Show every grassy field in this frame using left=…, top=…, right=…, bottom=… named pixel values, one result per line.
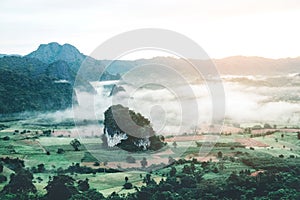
left=0, top=123, right=299, bottom=197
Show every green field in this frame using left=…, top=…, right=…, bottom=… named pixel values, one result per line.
left=0, top=123, right=299, bottom=197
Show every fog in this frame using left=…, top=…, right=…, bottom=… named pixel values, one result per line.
left=23, top=74, right=300, bottom=135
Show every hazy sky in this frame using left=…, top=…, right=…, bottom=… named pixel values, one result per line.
left=1, top=0, right=300, bottom=59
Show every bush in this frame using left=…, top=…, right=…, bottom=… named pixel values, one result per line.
left=57, top=148, right=65, bottom=154
left=2, top=136, right=10, bottom=141
left=123, top=182, right=133, bottom=189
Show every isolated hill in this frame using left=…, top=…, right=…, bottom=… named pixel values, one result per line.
left=103, top=104, right=165, bottom=151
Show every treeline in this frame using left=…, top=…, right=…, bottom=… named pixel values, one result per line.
left=0, top=156, right=299, bottom=199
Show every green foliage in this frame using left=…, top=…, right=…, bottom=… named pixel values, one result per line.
left=123, top=182, right=133, bottom=189
left=169, top=167, right=177, bottom=177
left=2, top=169, right=36, bottom=194
left=217, top=151, right=223, bottom=158
left=45, top=175, right=78, bottom=200
left=70, top=139, right=81, bottom=151
left=140, top=157, right=148, bottom=168
left=0, top=60, right=73, bottom=114
left=78, top=178, right=90, bottom=192
left=70, top=189, right=105, bottom=200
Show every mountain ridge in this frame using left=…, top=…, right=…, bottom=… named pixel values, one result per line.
left=1, top=42, right=299, bottom=114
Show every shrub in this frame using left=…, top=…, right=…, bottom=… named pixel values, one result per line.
left=57, top=148, right=65, bottom=154
left=123, top=182, right=133, bottom=189
left=2, top=136, right=10, bottom=141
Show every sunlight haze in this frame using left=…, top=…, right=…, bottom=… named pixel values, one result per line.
left=1, top=0, right=300, bottom=59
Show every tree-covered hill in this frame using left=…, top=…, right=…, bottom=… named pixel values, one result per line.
left=0, top=67, right=73, bottom=114
left=0, top=43, right=120, bottom=114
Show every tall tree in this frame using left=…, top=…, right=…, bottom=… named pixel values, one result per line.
left=70, top=139, right=81, bottom=151
left=140, top=157, right=148, bottom=168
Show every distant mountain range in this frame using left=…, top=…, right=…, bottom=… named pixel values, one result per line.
left=0, top=42, right=299, bottom=114
left=103, top=56, right=300, bottom=76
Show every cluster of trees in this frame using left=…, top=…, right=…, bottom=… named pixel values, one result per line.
left=0, top=156, right=299, bottom=199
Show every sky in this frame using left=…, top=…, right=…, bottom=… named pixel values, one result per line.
left=1, top=0, right=300, bottom=59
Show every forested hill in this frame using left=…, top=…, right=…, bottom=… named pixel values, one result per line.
left=0, top=43, right=118, bottom=114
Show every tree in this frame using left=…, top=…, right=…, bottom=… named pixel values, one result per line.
left=57, top=148, right=65, bottom=154
left=70, top=189, right=105, bottom=200
left=297, top=132, right=300, bottom=140
left=217, top=151, right=223, bottom=158
left=123, top=176, right=133, bottom=189
left=182, top=165, right=192, bottom=174
left=3, top=136, right=10, bottom=141
left=140, top=157, right=148, bottom=168
left=143, top=174, right=155, bottom=185
left=172, top=141, right=177, bottom=148
left=45, top=175, right=78, bottom=200
left=2, top=169, right=36, bottom=194
left=43, top=130, right=52, bottom=137
left=37, top=163, right=45, bottom=173
left=70, top=139, right=81, bottom=151
left=169, top=167, right=177, bottom=177
left=78, top=178, right=89, bottom=192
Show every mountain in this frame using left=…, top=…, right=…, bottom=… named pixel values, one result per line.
left=213, top=56, right=300, bottom=75
left=1, top=42, right=299, bottom=115
left=26, top=42, right=120, bottom=81
left=0, top=42, right=124, bottom=114
left=26, top=42, right=85, bottom=64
